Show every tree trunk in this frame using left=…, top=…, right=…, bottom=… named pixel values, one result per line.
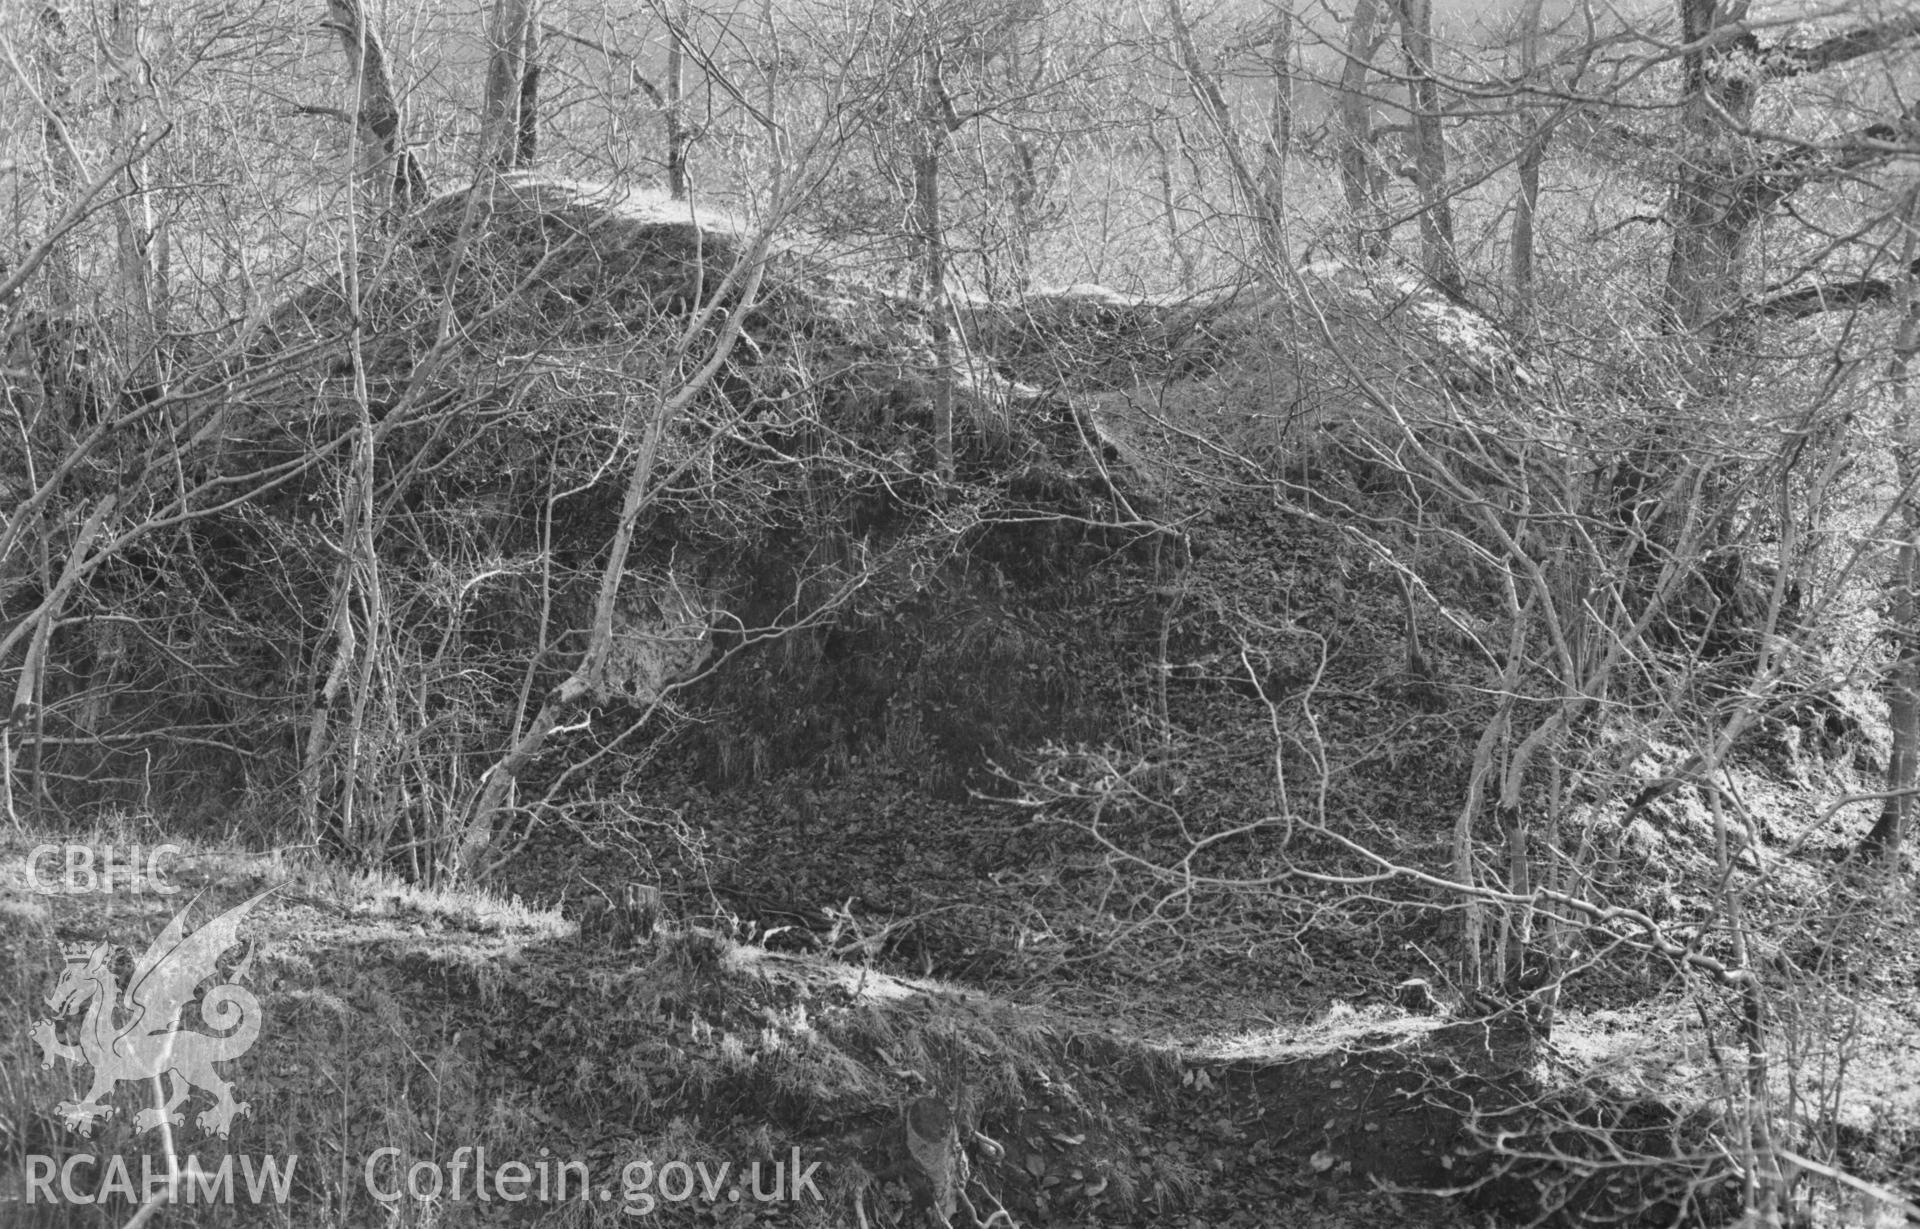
left=335, top=330, right=387, bottom=855
left=1509, top=0, right=1547, bottom=335
left=481, top=0, right=540, bottom=171
left=664, top=2, right=691, bottom=198
left=1651, top=7, right=1920, bottom=338
left=1394, top=0, right=1461, bottom=295
left=105, top=0, right=160, bottom=378
left=515, top=18, right=541, bottom=169
left=325, top=0, right=427, bottom=212
left=1863, top=538, right=1919, bottom=858
left=1004, top=23, right=1045, bottom=294
left=32, top=2, right=80, bottom=314
left=1165, top=0, right=1285, bottom=266
left=1, top=497, right=113, bottom=824
left=1149, top=130, right=1196, bottom=290
left=1262, top=1, right=1293, bottom=250
left=1337, top=0, right=1387, bottom=260
left=915, top=144, right=955, bottom=481
left=1860, top=194, right=1920, bottom=860
left=1663, top=0, right=1758, bottom=348
left=911, top=40, right=958, bottom=482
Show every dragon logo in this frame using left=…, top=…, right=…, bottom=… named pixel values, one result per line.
left=29, top=889, right=271, bottom=1139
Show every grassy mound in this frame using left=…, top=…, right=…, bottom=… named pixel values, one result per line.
left=10, top=178, right=1918, bottom=1228
left=17, top=176, right=1163, bottom=849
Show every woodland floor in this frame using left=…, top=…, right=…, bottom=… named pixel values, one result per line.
left=5, top=740, right=1920, bottom=1227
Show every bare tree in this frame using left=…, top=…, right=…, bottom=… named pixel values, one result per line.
left=1626, top=2, right=1920, bottom=857
left=907, top=13, right=963, bottom=480
left=27, top=1, right=81, bottom=313
left=1261, top=0, right=1293, bottom=245
left=1392, top=0, right=1460, bottom=295
left=1662, top=0, right=1757, bottom=348
left=1858, top=191, right=1920, bottom=858
left=1335, top=0, right=1388, bottom=260
left=1165, top=0, right=1286, bottom=266
left=103, top=0, right=163, bottom=371
left=481, top=0, right=541, bottom=171
left=540, top=12, right=696, bottom=197
left=662, top=1, right=692, bottom=198
left=1507, top=0, right=1548, bottom=334
left=1662, top=2, right=1920, bottom=345
left=324, top=0, right=428, bottom=213
left=830, top=0, right=1069, bottom=475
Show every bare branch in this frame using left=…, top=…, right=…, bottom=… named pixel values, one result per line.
left=1756, top=12, right=1920, bottom=79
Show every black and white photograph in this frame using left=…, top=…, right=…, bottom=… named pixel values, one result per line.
left=3, top=0, right=1919, bottom=1223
